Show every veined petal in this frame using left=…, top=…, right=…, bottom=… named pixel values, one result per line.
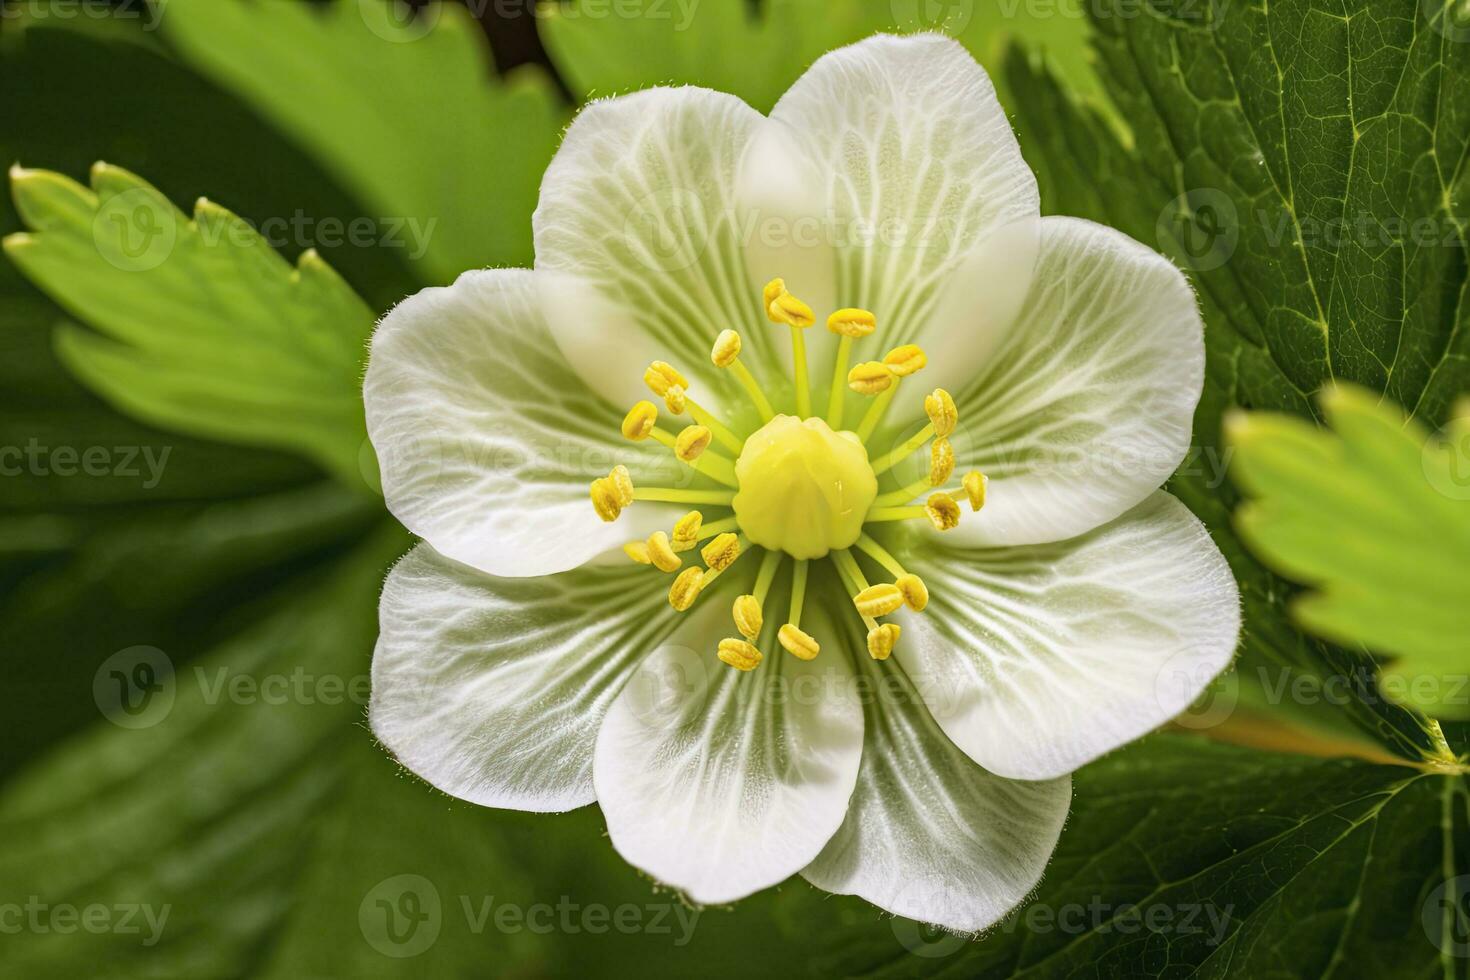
left=593, top=604, right=863, bottom=904
left=756, top=33, right=1041, bottom=406
left=802, top=608, right=1069, bottom=934
left=895, top=492, right=1240, bottom=781
left=371, top=543, right=684, bottom=812
left=364, top=268, right=679, bottom=578
left=925, top=217, right=1204, bottom=547
left=534, top=87, right=783, bottom=415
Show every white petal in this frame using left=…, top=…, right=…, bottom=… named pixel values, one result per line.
left=917, top=217, right=1204, bottom=547
left=896, top=492, right=1240, bottom=780
left=364, top=268, right=679, bottom=578
left=802, top=610, right=1070, bottom=934
left=758, top=33, right=1041, bottom=407
left=533, top=87, right=783, bottom=415
left=593, top=611, right=864, bottom=904
left=370, top=543, right=687, bottom=812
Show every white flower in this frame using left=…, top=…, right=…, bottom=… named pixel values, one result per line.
left=363, top=33, right=1240, bottom=932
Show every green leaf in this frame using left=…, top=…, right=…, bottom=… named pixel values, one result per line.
left=1000, top=0, right=1470, bottom=759
left=820, top=734, right=1470, bottom=979
left=540, top=0, right=1104, bottom=113
left=4, top=163, right=376, bottom=488
left=1228, top=385, right=1470, bottom=719
left=153, top=0, right=566, bottom=281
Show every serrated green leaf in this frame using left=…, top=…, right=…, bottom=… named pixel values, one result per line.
left=4, top=164, right=376, bottom=488
left=153, top=0, right=566, bottom=281
left=1228, top=385, right=1470, bottom=719
left=539, top=0, right=1103, bottom=113
left=1001, top=0, right=1470, bottom=759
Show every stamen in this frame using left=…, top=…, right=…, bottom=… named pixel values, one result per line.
left=854, top=532, right=906, bottom=578
left=668, top=567, right=704, bottom=611
left=674, top=424, right=713, bottom=461
left=847, top=361, right=894, bottom=397
left=778, top=624, right=820, bottom=660
left=664, top=385, right=688, bottom=415
left=608, top=465, right=634, bottom=506
left=961, top=471, right=988, bottom=511
left=711, top=329, right=775, bottom=422
left=696, top=515, right=740, bottom=540
left=648, top=426, right=739, bottom=486
left=589, top=465, right=635, bottom=522
left=684, top=399, right=745, bottom=454
left=857, top=346, right=927, bottom=443
left=633, top=487, right=736, bottom=505
left=853, top=583, right=905, bottom=617
left=788, top=558, right=809, bottom=629
left=833, top=550, right=894, bottom=660
left=867, top=623, right=901, bottom=660
left=623, top=541, right=651, bottom=564
left=642, top=360, right=742, bottom=453
left=701, top=532, right=741, bottom=571
left=621, top=401, right=659, bottom=441
left=643, top=361, right=688, bottom=397
left=826, top=309, right=876, bottom=428
left=717, top=637, right=763, bottom=671
left=671, top=511, right=703, bottom=552
left=698, top=535, right=751, bottom=588
left=896, top=574, right=929, bottom=612
left=764, top=278, right=815, bottom=417
left=732, top=595, right=763, bottom=640
left=924, top=388, right=957, bottom=437
left=873, top=473, right=933, bottom=507
left=865, top=491, right=962, bottom=530
left=930, top=437, right=955, bottom=485
left=645, top=531, right=682, bottom=573
left=869, top=423, right=934, bottom=476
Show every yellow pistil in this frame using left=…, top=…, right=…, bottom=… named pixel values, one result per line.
left=717, top=637, right=763, bottom=671
left=623, top=541, right=651, bottom=564
left=672, top=511, right=703, bottom=552
left=848, top=361, right=893, bottom=396
left=643, top=360, right=688, bottom=397
left=930, top=437, right=955, bottom=485
left=621, top=401, right=659, bottom=441
left=867, top=623, right=901, bottom=660
left=854, top=583, right=905, bottom=617
left=732, top=594, right=763, bottom=639
left=711, top=329, right=775, bottom=422
left=701, top=532, right=741, bottom=571
left=668, top=567, right=704, bottom=611
left=645, top=531, right=682, bottom=573
left=778, top=624, right=820, bottom=660
left=764, top=278, right=814, bottom=417
left=674, top=424, right=713, bottom=461
left=962, top=471, right=988, bottom=511
left=925, top=388, right=957, bottom=437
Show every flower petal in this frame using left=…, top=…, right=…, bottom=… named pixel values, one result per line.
left=755, top=33, right=1041, bottom=405
left=916, top=217, right=1204, bottom=547
left=802, top=609, right=1070, bottom=934
left=534, top=87, right=783, bottom=414
left=895, top=492, right=1240, bottom=781
left=370, top=542, right=689, bottom=812
left=365, top=268, right=680, bottom=578
left=593, top=606, right=864, bottom=904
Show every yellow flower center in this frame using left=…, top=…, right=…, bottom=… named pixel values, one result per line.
left=732, top=415, right=876, bottom=560
left=588, top=277, right=990, bottom=671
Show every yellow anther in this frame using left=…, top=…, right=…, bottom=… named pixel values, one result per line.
left=701, top=532, right=740, bottom=571
left=608, top=464, right=634, bottom=506
left=672, top=510, right=703, bottom=552
left=669, top=567, right=704, bottom=611
left=624, top=541, right=651, bottom=564
left=664, top=385, right=688, bottom=415
left=674, top=424, right=712, bottom=462
left=925, top=493, right=961, bottom=531
left=962, top=471, right=988, bottom=511
left=644, top=360, right=689, bottom=397
left=590, top=478, right=623, bottom=522
left=847, top=361, right=894, bottom=396
left=711, top=329, right=742, bottom=368
left=717, top=638, right=763, bottom=671
left=925, top=388, right=957, bottom=437
left=763, top=278, right=815, bottom=328
left=883, top=344, right=927, bottom=377
left=645, top=531, right=682, bottom=573
left=732, top=595, right=763, bottom=639
left=622, top=401, right=659, bottom=441
left=896, top=573, right=929, bottom=612
left=854, top=582, right=905, bottom=617
left=827, top=308, right=877, bottom=338
left=778, top=624, right=820, bottom=660
left=867, top=623, right=901, bottom=660
left=930, top=437, right=955, bottom=485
